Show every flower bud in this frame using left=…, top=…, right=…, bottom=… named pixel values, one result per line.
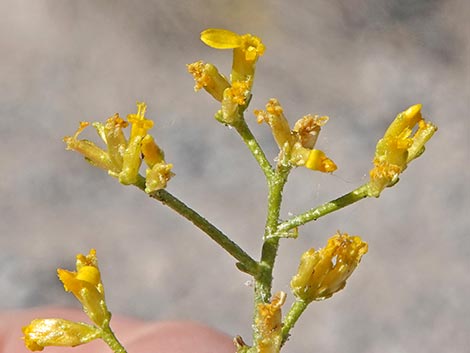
left=23, top=319, right=100, bottom=351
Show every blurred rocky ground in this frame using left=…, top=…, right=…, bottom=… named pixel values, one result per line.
left=1, top=1, right=469, bottom=352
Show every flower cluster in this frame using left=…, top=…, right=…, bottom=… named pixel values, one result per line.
left=188, top=28, right=265, bottom=124
left=367, top=104, right=437, bottom=196
left=23, top=250, right=110, bottom=351
left=290, top=232, right=368, bottom=303
left=63, top=102, right=173, bottom=193
left=255, top=98, right=337, bottom=172
left=25, top=25, right=437, bottom=353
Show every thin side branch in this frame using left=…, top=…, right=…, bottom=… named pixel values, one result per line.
left=276, top=183, right=370, bottom=235
left=148, top=188, right=260, bottom=276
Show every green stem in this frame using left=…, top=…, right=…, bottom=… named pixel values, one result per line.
left=256, top=165, right=291, bottom=300
left=281, top=300, right=308, bottom=346
left=147, top=188, right=259, bottom=276
left=252, top=165, right=291, bottom=351
left=101, top=325, right=127, bottom=353
left=276, top=183, right=370, bottom=235
left=233, top=117, right=274, bottom=180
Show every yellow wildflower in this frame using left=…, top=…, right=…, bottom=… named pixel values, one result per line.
left=293, top=114, right=329, bottom=149
left=64, top=103, right=173, bottom=191
left=22, top=319, right=101, bottom=351
left=57, top=249, right=110, bottom=327
left=291, top=233, right=368, bottom=303
left=255, top=98, right=294, bottom=149
left=63, top=122, right=117, bottom=173
left=200, top=28, right=265, bottom=86
left=118, top=102, right=153, bottom=185
left=145, top=162, right=174, bottom=193
left=215, top=80, right=252, bottom=124
left=187, top=60, right=230, bottom=102
left=255, top=99, right=337, bottom=172
left=368, top=104, right=437, bottom=196
left=102, top=114, right=129, bottom=169
left=224, top=80, right=251, bottom=106
left=254, top=292, right=286, bottom=353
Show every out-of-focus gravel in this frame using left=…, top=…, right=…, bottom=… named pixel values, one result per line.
left=1, top=1, right=469, bottom=352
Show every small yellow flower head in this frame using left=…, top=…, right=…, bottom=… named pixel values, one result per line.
left=200, top=28, right=265, bottom=86
left=215, top=80, right=252, bottom=125
left=293, top=114, right=329, bottom=149
left=225, top=80, right=251, bottom=106
left=368, top=104, right=437, bottom=197
left=63, top=122, right=116, bottom=173
left=255, top=98, right=294, bottom=149
left=118, top=102, right=157, bottom=185
left=140, top=135, right=174, bottom=192
left=103, top=114, right=128, bottom=169
left=127, top=101, right=154, bottom=139
left=22, top=319, right=101, bottom=351
left=57, top=249, right=110, bottom=327
left=64, top=102, right=173, bottom=190
left=291, top=233, right=368, bottom=303
left=254, top=292, right=286, bottom=353
left=256, top=99, right=337, bottom=172
left=187, top=60, right=230, bottom=102
left=145, top=162, right=174, bottom=193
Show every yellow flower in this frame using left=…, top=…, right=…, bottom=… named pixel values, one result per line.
left=200, top=28, right=265, bottom=86
left=63, top=121, right=117, bottom=173
left=255, top=98, right=294, bottom=149
left=57, top=249, right=110, bottom=327
left=291, top=232, right=368, bottom=303
left=127, top=102, right=154, bottom=140
left=187, top=60, right=230, bottom=102
left=215, top=80, right=252, bottom=124
left=102, top=114, right=129, bottom=170
left=368, top=104, right=437, bottom=197
left=23, top=319, right=101, bottom=351
left=255, top=99, right=337, bottom=172
left=254, top=292, right=286, bottom=353
left=145, top=162, right=174, bottom=193
left=118, top=102, right=153, bottom=185
left=64, top=103, right=173, bottom=191
left=293, top=114, right=329, bottom=149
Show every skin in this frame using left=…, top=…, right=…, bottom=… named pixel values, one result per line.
left=0, top=307, right=235, bottom=353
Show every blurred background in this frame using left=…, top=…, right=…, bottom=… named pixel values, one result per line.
left=1, top=0, right=469, bottom=352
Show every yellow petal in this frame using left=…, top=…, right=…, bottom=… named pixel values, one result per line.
left=76, top=265, right=101, bottom=286
left=200, top=28, right=242, bottom=49
left=305, top=149, right=337, bottom=172
left=141, top=135, right=165, bottom=168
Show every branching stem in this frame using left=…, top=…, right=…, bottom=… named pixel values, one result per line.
left=135, top=181, right=259, bottom=276
left=276, top=183, right=370, bottom=234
